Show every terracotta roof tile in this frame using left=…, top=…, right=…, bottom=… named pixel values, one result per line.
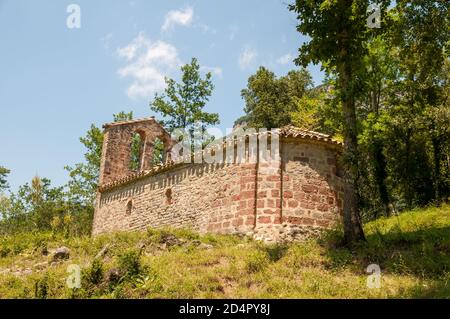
left=98, top=125, right=342, bottom=192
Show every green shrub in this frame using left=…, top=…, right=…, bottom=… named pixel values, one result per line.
left=118, top=249, right=141, bottom=277
left=34, top=274, right=50, bottom=299
left=262, top=244, right=288, bottom=262
left=83, top=259, right=104, bottom=286
left=245, top=251, right=268, bottom=273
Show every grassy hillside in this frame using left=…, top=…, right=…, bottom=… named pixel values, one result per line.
left=0, top=205, right=449, bottom=299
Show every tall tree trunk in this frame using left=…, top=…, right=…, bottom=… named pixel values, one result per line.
left=432, top=136, right=441, bottom=205
left=338, top=42, right=365, bottom=244
left=404, top=130, right=413, bottom=209
left=371, top=90, right=393, bottom=216
left=373, top=141, right=393, bottom=216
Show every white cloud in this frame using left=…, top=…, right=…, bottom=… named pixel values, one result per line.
left=161, top=7, right=194, bottom=32
left=198, top=23, right=217, bottom=34
left=276, top=53, right=294, bottom=65
left=100, top=32, right=113, bottom=50
left=200, top=66, right=223, bottom=78
left=228, top=25, right=239, bottom=40
left=238, top=46, right=257, bottom=70
left=117, top=32, right=181, bottom=99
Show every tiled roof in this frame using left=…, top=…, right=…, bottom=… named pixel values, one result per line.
left=98, top=125, right=342, bottom=192
left=103, top=117, right=156, bottom=129
left=280, top=125, right=342, bottom=146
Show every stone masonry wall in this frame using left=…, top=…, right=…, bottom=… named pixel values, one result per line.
left=93, top=137, right=343, bottom=243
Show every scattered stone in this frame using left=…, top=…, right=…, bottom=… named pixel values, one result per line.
left=52, top=246, right=70, bottom=261
left=95, top=244, right=110, bottom=260
left=33, top=262, right=48, bottom=270
left=0, top=269, right=10, bottom=275
left=191, top=240, right=201, bottom=246
left=22, top=268, right=32, bottom=275
left=198, top=243, right=214, bottom=250
left=159, top=233, right=181, bottom=247
left=137, top=242, right=146, bottom=253
left=106, top=268, right=122, bottom=284
left=41, top=246, right=49, bottom=256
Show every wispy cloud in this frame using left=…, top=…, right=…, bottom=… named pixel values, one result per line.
left=276, top=53, right=294, bottom=65
left=200, top=66, right=223, bottom=78
left=100, top=32, right=113, bottom=50
left=161, top=6, right=194, bottom=32
left=238, top=46, right=257, bottom=70
left=198, top=23, right=217, bottom=35
left=117, top=32, right=181, bottom=99
left=228, top=25, right=239, bottom=40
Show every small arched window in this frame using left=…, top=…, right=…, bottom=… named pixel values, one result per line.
left=165, top=188, right=172, bottom=205
left=152, top=137, right=165, bottom=166
left=130, top=131, right=145, bottom=171
left=126, top=200, right=133, bottom=215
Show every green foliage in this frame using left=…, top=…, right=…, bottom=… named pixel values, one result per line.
left=65, top=111, right=134, bottom=205
left=289, top=0, right=387, bottom=242
left=34, top=274, right=50, bottom=299
left=83, top=259, right=104, bottom=286
left=286, top=0, right=450, bottom=225
left=150, top=57, right=219, bottom=150
left=245, top=250, right=269, bottom=273
left=118, top=249, right=142, bottom=278
left=240, top=67, right=313, bottom=129
left=0, top=166, right=10, bottom=192
left=0, top=176, right=93, bottom=236
left=1, top=206, right=450, bottom=298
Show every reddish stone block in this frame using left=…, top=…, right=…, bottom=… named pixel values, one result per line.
left=315, top=220, right=330, bottom=228
left=232, top=218, right=244, bottom=226
left=245, top=216, right=255, bottom=225
left=258, top=216, right=271, bottom=224
left=287, top=216, right=302, bottom=225
left=266, top=175, right=280, bottom=182
left=288, top=200, right=298, bottom=208
left=294, top=193, right=306, bottom=201
left=273, top=216, right=282, bottom=224
left=275, top=199, right=281, bottom=208
left=241, top=176, right=255, bottom=184
left=271, top=189, right=280, bottom=197
left=240, top=191, right=255, bottom=200
left=263, top=209, right=279, bottom=215
left=302, top=184, right=318, bottom=193
left=258, top=191, right=267, bottom=198
left=283, top=190, right=293, bottom=198
left=300, top=201, right=315, bottom=210
left=257, top=199, right=265, bottom=208
left=301, top=218, right=314, bottom=226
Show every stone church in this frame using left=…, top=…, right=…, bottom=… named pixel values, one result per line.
left=92, top=117, right=344, bottom=242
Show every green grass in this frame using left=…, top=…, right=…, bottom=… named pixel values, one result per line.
left=0, top=204, right=449, bottom=298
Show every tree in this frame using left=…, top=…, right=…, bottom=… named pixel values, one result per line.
left=240, top=67, right=313, bottom=129
left=357, top=36, right=399, bottom=218
left=150, top=58, right=219, bottom=147
left=65, top=112, right=134, bottom=205
left=288, top=0, right=388, bottom=243
left=390, top=0, right=449, bottom=204
left=0, top=166, right=10, bottom=192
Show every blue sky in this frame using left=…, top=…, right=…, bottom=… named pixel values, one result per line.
left=0, top=0, right=324, bottom=191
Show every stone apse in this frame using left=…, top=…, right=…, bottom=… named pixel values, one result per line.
left=93, top=117, right=344, bottom=242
